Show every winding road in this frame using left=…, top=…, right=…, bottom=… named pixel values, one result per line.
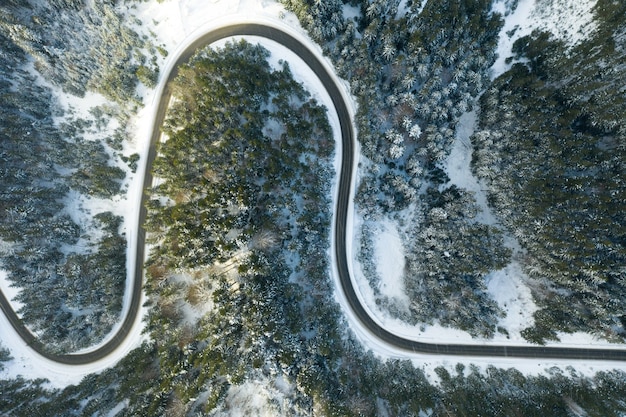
left=1, top=23, right=626, bottom=367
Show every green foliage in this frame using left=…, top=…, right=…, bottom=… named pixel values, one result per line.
left=156, top=45, right=168, bottom=57
left=282, top=0, right=510, bottom=337
left=472, top=1, right=626, bottom=342
left=399, top=186, right=510, bottom=337
left=0, top=1, right=153, bottom=107
left=147, top=40, right=331, bottom=270
left=2, top=2, right=626, bottom=416
left=0, top=377, right=59, bottom=416
left=0, top=25, right=127, bottom=351
left=68, top=139, right=126, bottom=198
left=143, top=40, right=336, bottom=414
left=0, top=344, right=11, bottom=372
left=14, top=212, right=126, bottom=352
left=121, top=152, right=140, bottom=172
left=434, top=366, right=626, bottom=417
left=136, top=64, right=159, bottom=88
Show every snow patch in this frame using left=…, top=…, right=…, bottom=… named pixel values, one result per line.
left=2, top=0, right=623, bottom=391
left=373, top=219, right=409, bottom=305
left=0, top=269, right=24, bottom=313
left=405, top=0, right=428, bottom=19
left=342, top=4, right=360, bottom=22
left=532, top=0, right=598, bottom=47
left=211, top=376, right=299, bottom=417
left=221, top=382, right=276, bottom=416
left=443, top=110, right=497, bottom=225
left=343, top=105, right=625, bottom=379
left=342, top=210, right=626, bottom=378
left=442, top=110, right=544, bottom=342
left=419, top=0, right=430, bottom=15
left=396, top=0, right=410, bottom=19
left=490, top=0, right=598, bottom=79
left=55, top=90, right=112, bottom=125
left=486, top=261, right=537, bottom=340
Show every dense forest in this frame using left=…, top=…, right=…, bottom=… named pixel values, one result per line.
left=140, top=40, right=340, bottom=415
left=4, top=36, right=626, bottom=417
left=6, top=337, right=626, bottom=416
left=0, top=0, right=155, bottom=352
left=1, top=0, right=626, bottom=416
left=471, top=1, right=626, bottom=343
left=282, top=0, right=626, bottom=342
left=282, top=0, right=515, bottom=337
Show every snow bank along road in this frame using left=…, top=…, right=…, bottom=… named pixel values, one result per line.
left=1, top=23, right=626, bottom=367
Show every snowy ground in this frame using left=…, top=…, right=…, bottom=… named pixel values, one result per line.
left=443, top=111, right=538, bottom=341
left=1, top=0, right=623, bottom=391
left=0, top=38, right=152, bottom=385
left=373, top=219, right=409, bottom=304
left=490, top=0, right=598, bottom=78
left=210, top=375, right=302, bottom=417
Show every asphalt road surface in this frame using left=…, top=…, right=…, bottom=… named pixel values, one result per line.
left=1, top=23, right=625, bottom=366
